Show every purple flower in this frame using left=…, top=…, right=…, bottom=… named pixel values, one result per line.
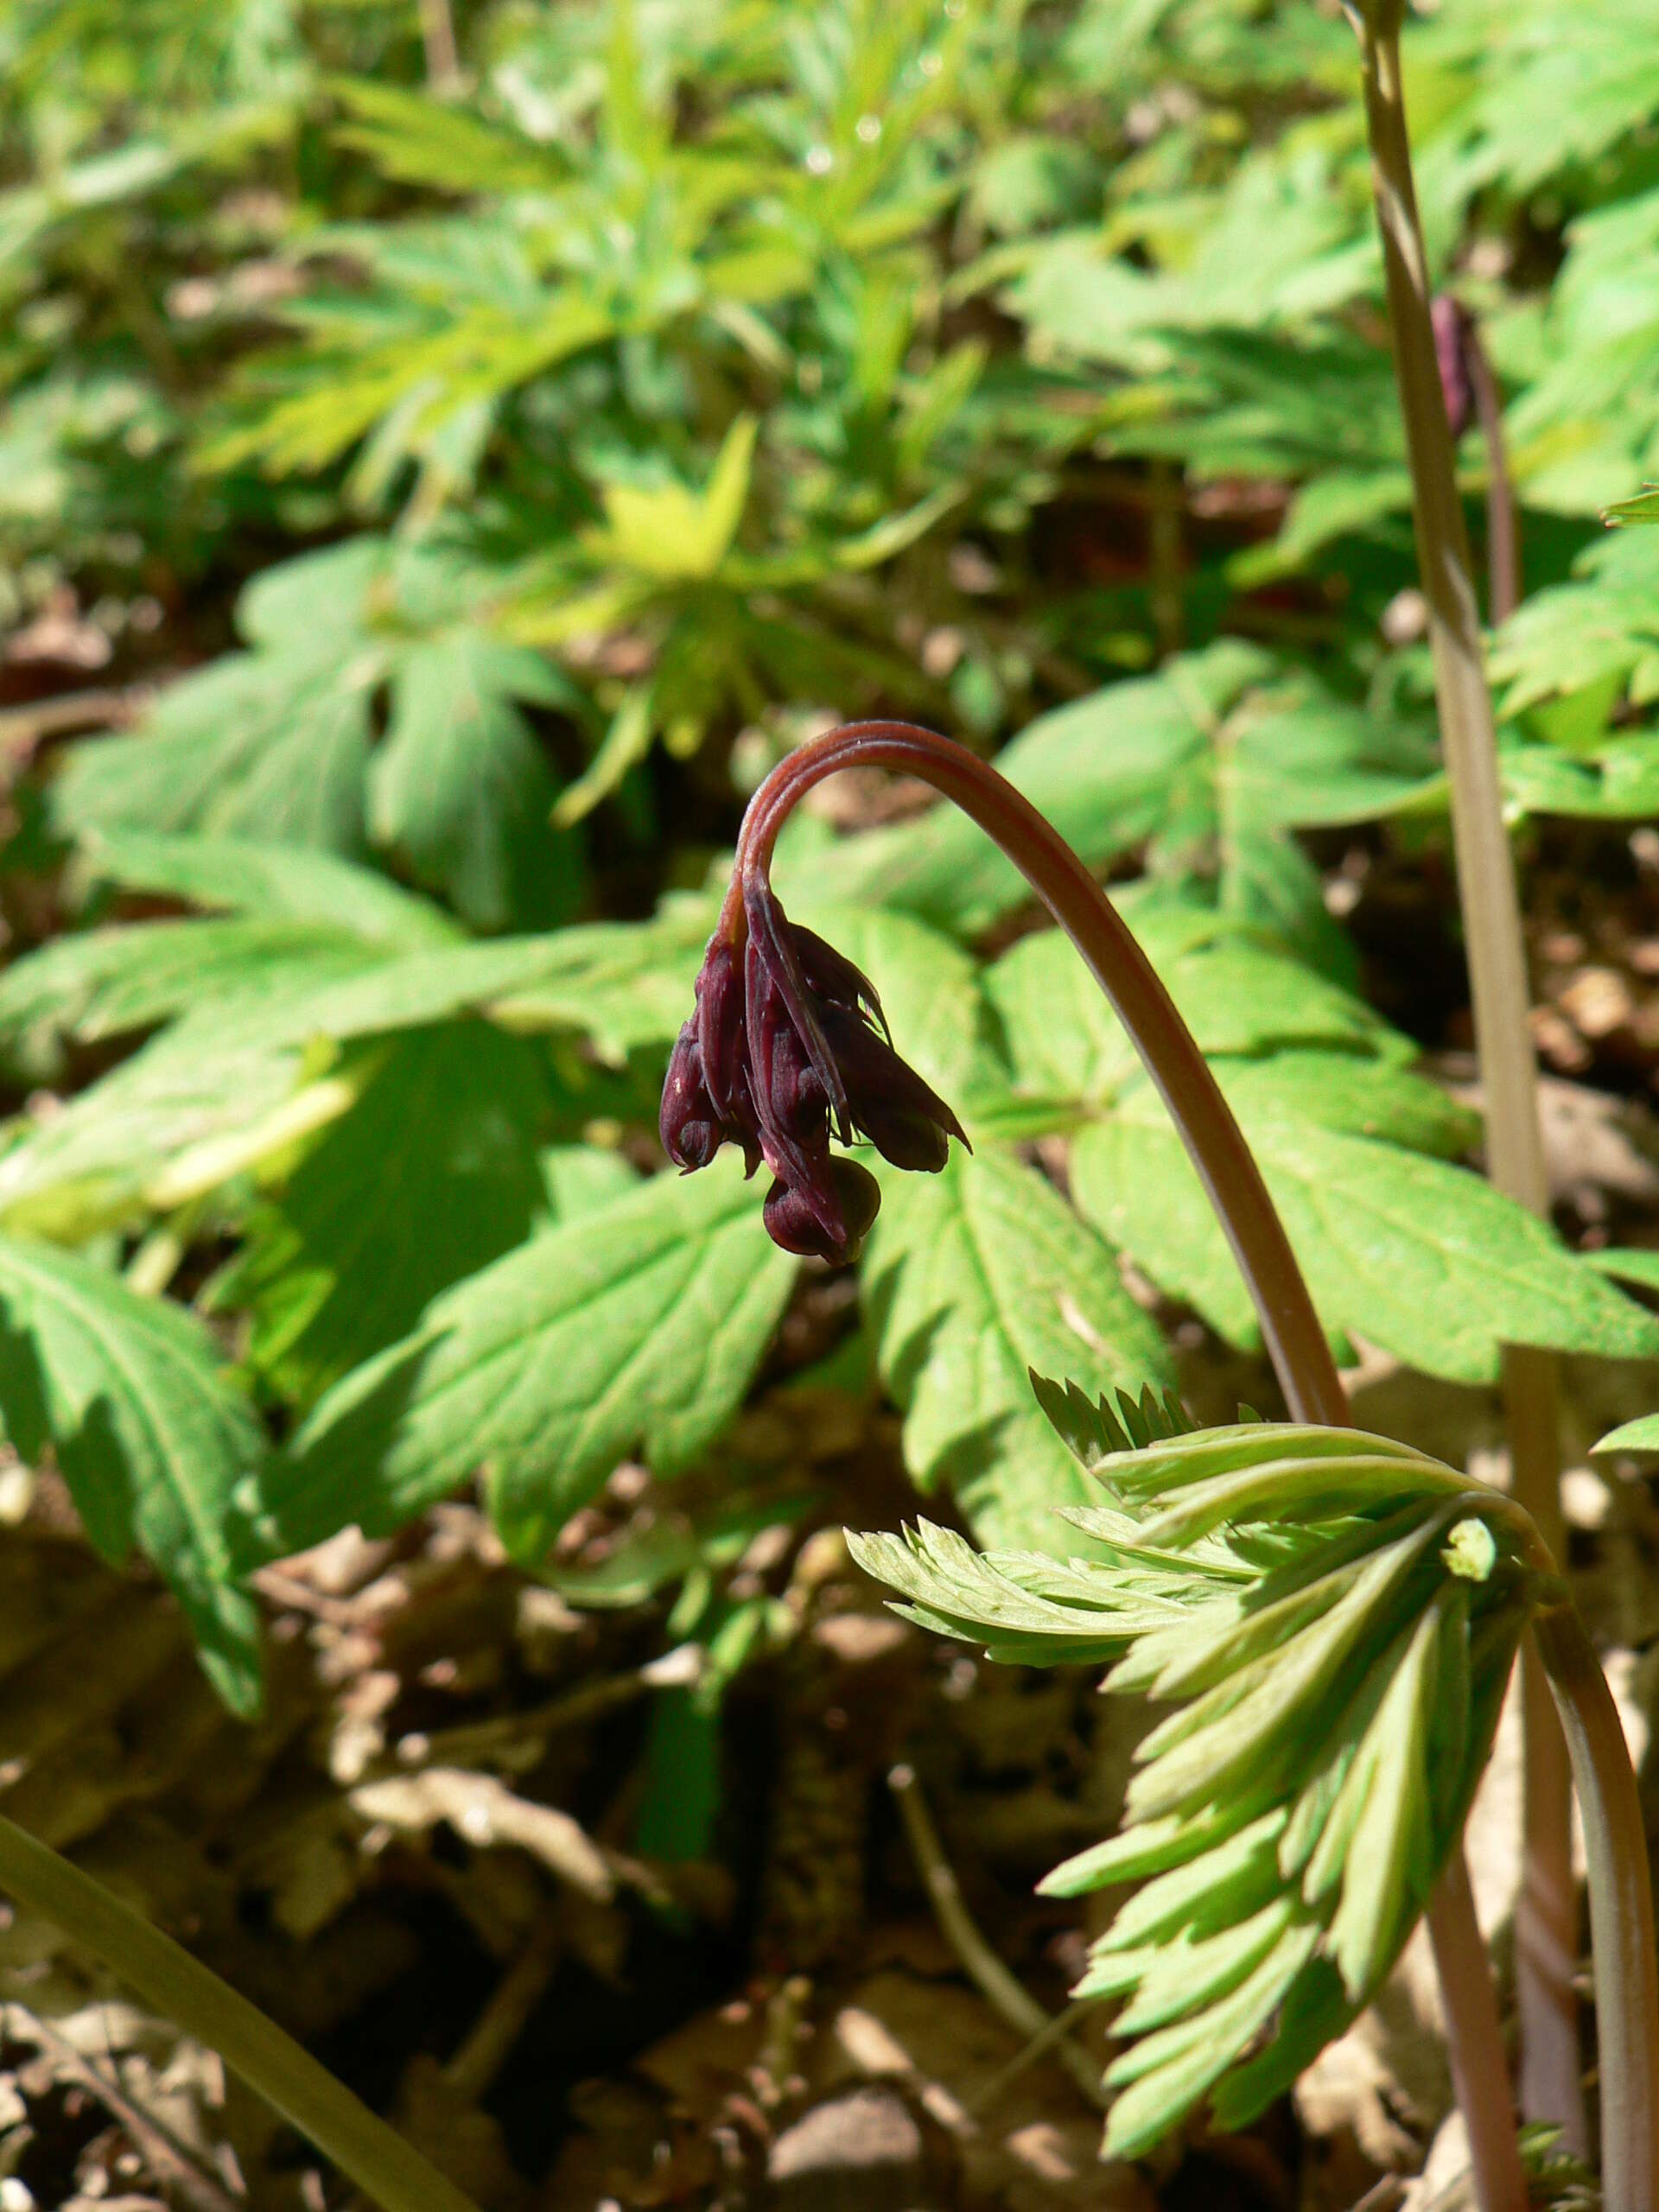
left=660, top=883, right=966, bottom=1262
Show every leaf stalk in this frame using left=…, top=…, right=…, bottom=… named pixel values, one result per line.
left=0, top=1812, right=485, bottom=2212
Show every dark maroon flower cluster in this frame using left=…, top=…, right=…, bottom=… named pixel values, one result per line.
left=660, top=884, right=966, bottom=1262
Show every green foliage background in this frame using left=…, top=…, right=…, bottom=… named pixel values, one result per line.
left=5, top=0, right=1659, bottom=1719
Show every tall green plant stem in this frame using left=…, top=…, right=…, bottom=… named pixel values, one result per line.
left=0, top=1812, right=485, bottom=2212
left=1354, top=0, right=1580, bottom=2148
left=737, top=721, right=1527, bottom=2212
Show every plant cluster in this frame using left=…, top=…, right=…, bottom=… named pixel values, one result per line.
left=9, top=0, right=1659, bottom=2201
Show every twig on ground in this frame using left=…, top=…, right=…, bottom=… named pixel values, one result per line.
left=887, top=1762, right=1107, bottom=2113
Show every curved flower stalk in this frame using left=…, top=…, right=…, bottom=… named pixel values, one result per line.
left=661, top=719, right=1345, bottom=1426
left=664, top=721, right=1659, bottom=2211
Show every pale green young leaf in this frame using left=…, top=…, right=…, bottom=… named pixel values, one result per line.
left=1103, top=1922, right=1322, bottom=2159
left=1109, top=1897, right=1300, bottom=2036
left=1323, top=1600, right=1442, bottom=1998
left=0, top=1231, right=262, bottom=1713
left=845, top=1520, right=1191, bottom=1666
left=860, top=1147, right=1170, bottom=1550
left=1122, top=1514, right=1450, bottom=1825
left=326, top=76, right=567, bottom=194
left=247, top=1152, right=797, bottom=1565
left=591, top=415, right=758, bottom=581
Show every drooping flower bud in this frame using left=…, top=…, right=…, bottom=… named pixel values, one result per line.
left=659, top=879, right=966, bottom=1263
left=659, top=1020, right=723, bottom=1170
left=763, top=1157, right=883, bottom=1262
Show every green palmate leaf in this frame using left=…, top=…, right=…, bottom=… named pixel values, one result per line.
left=859, top=1147, right=1170, bottom=1550
left=0, top=918, right=389, bottom=1054
left=79, top=830, right=461, bottom=948
left=0, top=1232, right=262, bottom=1712
left=1490, top=525, right=1659, bottom=715
left=50, top=538, right=587, bottom=927
left=0, top=898, right=714, bottom=1235
left=987, top=909, right=1402, bottom=1107
left=245, top=1150, right=798, bottom=1565
left=0, top=1020, right=319, bottom=1242
left=370, top=632, right=578, bottom=930
left=207, top=1024, right=550, bottom=1405
left=1071, top=1092, right=1659, bottom=1379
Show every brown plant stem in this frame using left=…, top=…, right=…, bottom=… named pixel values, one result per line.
left=735, top=719, right=1527, bottom=2212
left=1355, top=0, right=1581, bottom=2151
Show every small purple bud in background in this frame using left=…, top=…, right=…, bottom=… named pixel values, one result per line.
left=1432, top=294, right=1473, bottom=441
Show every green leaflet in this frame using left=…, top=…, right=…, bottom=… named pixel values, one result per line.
left=79, top=830, right=462, bottom=947
left=1103, top=1922, right=1323, bottom=2158
left=0, top=900, right=714, bottom=1235
left=1491, top=527, right=1659, bottom=716
left=0, top=1231, right=262, bottom=1713
left=0, top=917, right=388, bottom=1053
left=54, top=639, right=376, bottom=855
left=0, top=1018, right=317, bottom=1242
left=245, top=1150, right=798, bottom=1565
left=206, top=1025, right=550, bottom=1405
left=369, top=632, right=575, bottom=929
left=860, top=1146, right=1170, bottom=1551
left=1073, top=1103, right=1659, bottom=1380
left=1593, top=1412, right=1659, bottom=1456
left=987, top=912, right=1397, bottom=1106
left=844, top=1521, right=1193, bottom=1668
